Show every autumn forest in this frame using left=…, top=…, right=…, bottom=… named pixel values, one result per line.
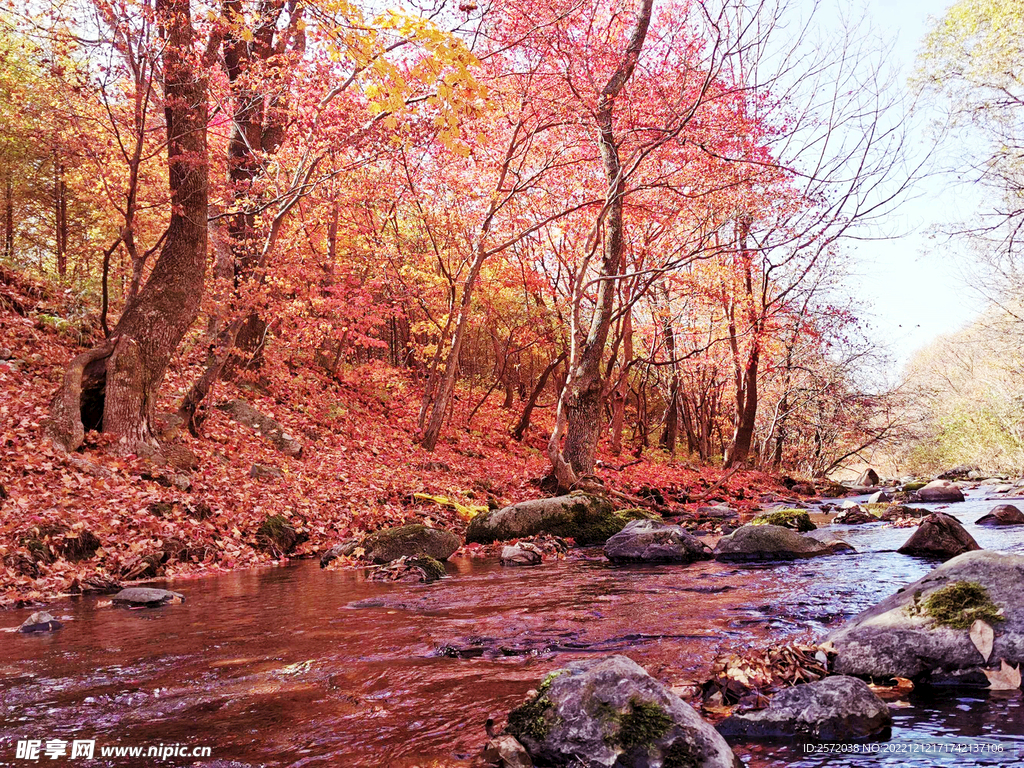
left=3, top=0, right=1024, bottom=765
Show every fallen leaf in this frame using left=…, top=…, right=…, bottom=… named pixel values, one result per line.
left=984, top=659, right=1022, bottom=691
left=971, top=619, right=995, bottom=662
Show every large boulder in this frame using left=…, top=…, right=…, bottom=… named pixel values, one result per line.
left=827, top=550, right=1024, bottom=680
left=897, top=512, right=981, bottom=560
left=714, top=525, right=832, bottom=562
left=977, top=504, right=1024, bottom=527
left=917, top=480, right=965, bottom=503
left=363, top=524, right=461, bottom=563
left=505, top=655, right=739, bottom=768
left=604, top=520, right=712, bottom=564
left=466, top=494, right=645, bottom=546
left=717, top=676, right=891, bottom=741
left=856, top=468, right=880, bottom=487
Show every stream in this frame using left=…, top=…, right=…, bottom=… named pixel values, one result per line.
left=4, top=491, right=1024, bottom=766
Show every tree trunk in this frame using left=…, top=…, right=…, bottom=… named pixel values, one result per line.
left=2, top=172, right=12, bottom=262
left=54, top=159, right=67, bottom=278
left=512, top=352, right=565, bottom=441
left=47, top=0, right=208, bottom=451
left=548, top=0, right=653, bottom=489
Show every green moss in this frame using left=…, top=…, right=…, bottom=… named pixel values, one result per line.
left=902, top=481, right=928, bottom=492
left=507, top=693, right=556, bottom=743
left=616, top=508, right=663, bottom=523
left=663, top=740, right=700, bottom=768
left=256, top=515, right=297, bottom=554
left=613, top=697, right=673, bottom=750
left=408, top=556, right=446, bottom=582
left=921, top=581, right=1004, bottom=629
left=750, top=509, right=816, bottom=532
left=863, top=502, right=890, bottom=516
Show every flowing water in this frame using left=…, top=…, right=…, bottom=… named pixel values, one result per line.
left=4, top=491, right=1024, bottom=767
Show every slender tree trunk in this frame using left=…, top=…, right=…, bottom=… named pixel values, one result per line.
left=54, top=159, right=67, bottom=278
left=609, top=306, right=633, bottom=455
left=2, top=173, right=12, bottom=262
left=549, top=0, right=653, bottom=489
left=512, top=352, right=565, bottom=441
left=48, top=0, right=208, bottom=451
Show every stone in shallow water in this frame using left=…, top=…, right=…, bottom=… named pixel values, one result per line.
left=112, top=587, right=185, bottom=607
left=501, top=544, right=542, bottom=567
left=713, top=525, right=831, bottom=562
left=506, top=655, right=738, bottom=768
left=604, top=520, right=712, bottom=564
left=19, top=611, right=62, bottom=633
left=827, top=550, right=1024, bottom=680
left=717, top=676, right=891, bottom=741
left=976, top=504, right=1024, bottom=527
left=917, top=480, right=965, bottom=503
left=897, top=512, right=981, bottom=560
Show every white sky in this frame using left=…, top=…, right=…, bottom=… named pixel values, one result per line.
left=824, top=0, right=987, bottom=368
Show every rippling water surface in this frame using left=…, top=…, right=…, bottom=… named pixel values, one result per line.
left=4, top=490, right=1024, bottom=766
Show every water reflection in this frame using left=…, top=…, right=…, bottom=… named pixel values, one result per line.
left=2, top=490, right=1024, bottom=766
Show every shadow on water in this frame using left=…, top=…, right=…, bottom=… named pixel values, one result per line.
left=3, top=489, right=1024, bottom=766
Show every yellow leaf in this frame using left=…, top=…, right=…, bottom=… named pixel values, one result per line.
left=970, top=619, right=995, bottom=662
left=984, top=659, right=1022, bottom=691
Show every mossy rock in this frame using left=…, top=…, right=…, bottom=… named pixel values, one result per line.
left=362, top=524, right=461, bottom=563
left=902, top=481, right=928, bottom=492
left=920, top=581, right=1004, bottom=630
left=750, top=509, right=816, bottom=532
left=466, top=493, right=631, bottom=546
left=408, top=556, right=447, bottom=582
left=256, top=515, right=301, bottom=556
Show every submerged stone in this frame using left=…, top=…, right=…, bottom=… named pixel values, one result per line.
left=112, top=587, right=185, bottom=607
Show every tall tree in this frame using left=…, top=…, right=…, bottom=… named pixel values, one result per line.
left=48, top=0, right=210, bottom=451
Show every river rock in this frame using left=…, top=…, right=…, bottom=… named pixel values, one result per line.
left=112, top=587, right=185, bottom=607
left=717, top=676, right=891, bottom=741
left=828, top=550, right=1024, bottom=680
left=466, top=494, right=636, bottom=546
left=603, top=520, right=712, bottom=564
left=917, top=480, right=965, bottom=503
left=804, top=530, right=856, bottom=553
left=868, top=490, right=892, bottom=504
left=897, top=512, right=981, bottom=560
left=695, top=505, right=738, bottom=520
left=976, top=504, right=1024, bottom=527
left=714, top=525, right=831, bottom=562
left=480, top=734, right=533, bottom=768
left=856, top=468, right=880, bottom=487
left=363, top=524, right=461, bottom=563
left=19, top=611, right=62, bottom=633
left=505, top=655, right=738, bottom=768
left=319, top=538, right=361, bottom=567
left=501, top=543, right=543, bottom=566
left=368, top=555, right=446, bottom=583
left=937, top=465, right=979, bottom=481
left=833, top=505, right=873, bottom=525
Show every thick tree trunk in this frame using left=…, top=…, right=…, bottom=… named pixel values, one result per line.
left=47, top=0, right=208, bottom=452
left=548, top=0, right=653, bottom=489
left=724, top=344, right=759, bottom=466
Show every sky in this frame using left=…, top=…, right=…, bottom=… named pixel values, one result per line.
left=823, top=0, right=988, bottom=369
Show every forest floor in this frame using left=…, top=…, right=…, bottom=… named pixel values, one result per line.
left=0, top=269, right=786, bottom=608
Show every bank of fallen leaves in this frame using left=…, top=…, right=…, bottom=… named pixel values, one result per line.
left=0, top=289, right=782, bottom=608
